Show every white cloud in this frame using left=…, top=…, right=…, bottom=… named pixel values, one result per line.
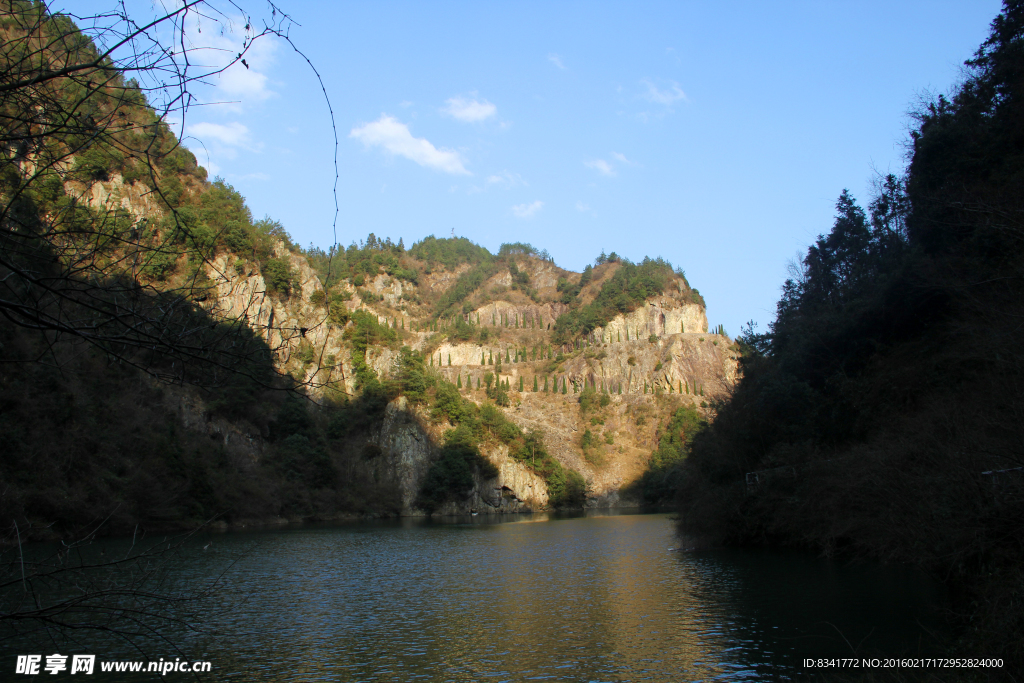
left=350, top=115, right=470, bottom=175
left=548, top=53, right=566, bottom=70
left=611, top=151, right=637, bottom=166
left=187, top=121, right=252, bottom=148
left=182, top=15, right=278, bottom=109
left=512, top=200, right=544, bottom=218
left=218, top=59, right=272, bottom=102
left=641, top=78, right=687, bottom=105
left=442, top=96, right=496, bottom=123
left=576, top=201, right=591, bottom=212
left=467, top=170, right=525, bottom=195
left=486, top=171, right=526, bottom=187
left=585, top=159, right=616, bottom=177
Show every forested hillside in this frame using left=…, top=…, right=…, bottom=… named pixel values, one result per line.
left=674, top=1, right=1024, bottom=670
left=0, top=3, right=735, bottom=541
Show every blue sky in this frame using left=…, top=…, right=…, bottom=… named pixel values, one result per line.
left=77, top=1, right=1003, bottom=335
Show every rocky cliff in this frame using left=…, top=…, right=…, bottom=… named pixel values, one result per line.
left=70, top=171, right=738, bottom=514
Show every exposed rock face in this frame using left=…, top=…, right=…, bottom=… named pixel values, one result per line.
left=204, top=246, right=362, bottom=394
left=71, top=173, right=165, bottom=221
left=375, top=397, right=435, bottom=512
left=558, top=333, right=737, bottom=396
left=421, top=264, right=471, bottom=293
left=594, top=300, right=707, bottom=338
left=373, top=397, right=550, bottom=515
left=432, top=444, right=549, bottom=516
left=428, top=332, right=736, bottom=398
left=170, top=385, right=266, bottom=466
left=368, top=274, right=405, bottom=307
left=500, top=391, right=694, bottom=506
left=469, top=301, right=569, bottom=330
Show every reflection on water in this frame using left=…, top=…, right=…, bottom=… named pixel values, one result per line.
left=5, top=513, right=947, bottom=681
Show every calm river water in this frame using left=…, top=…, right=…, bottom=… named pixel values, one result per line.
left=6, top=512, right=948, bottom=681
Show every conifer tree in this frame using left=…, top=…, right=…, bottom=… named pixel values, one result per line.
left=543, top=376, right=549, bottom=392
left=519, top=376, right=524, bottom=391
left=429, top=355, right=433, bottom=366
left=618, top=383, right=622, bottom=395
left=477, top=377, right=481, bottom=389
left=448, top=354, right=452, bottom=366
left=489, top=351, right=493, bottom=365
left=561, top=378, right=567, bottom=394
left=533, top=376, right=538, bottom=392
left=481, top=351, right=486, bottom=365
left=506, top=348, right=510, bottom=363
left=457, top=375, right=462, bottom=389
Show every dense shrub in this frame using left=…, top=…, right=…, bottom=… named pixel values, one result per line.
left=263, top=257, right=297, bottom=295
left=410, top=235, right=490, bottom=270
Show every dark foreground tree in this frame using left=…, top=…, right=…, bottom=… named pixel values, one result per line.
left=0, top=0, right=337, bottom=390
left=675, top=0, right=1024, bottom=670
left=0, top=0, right=338, bottom=663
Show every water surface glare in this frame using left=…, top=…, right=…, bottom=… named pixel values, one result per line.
left=13, top=513, right=948, bottom=681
